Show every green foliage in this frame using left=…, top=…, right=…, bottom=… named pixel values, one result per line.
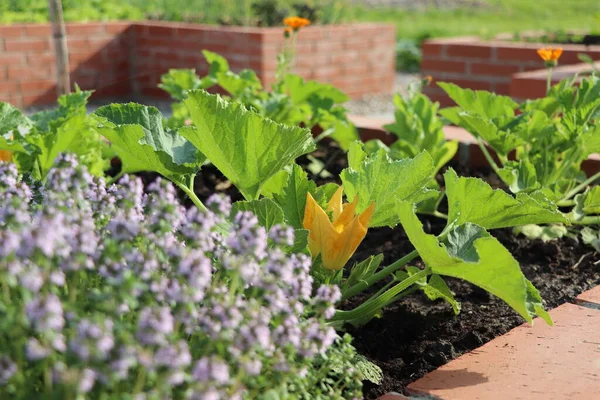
left=0, top=90, right=110, bottom=179
left=381, top=81, right=458, bottom=175
left=396, top=202, right=552, bottom=325
left=182, top=90, right=315, bottom=200
left=341, top=142, right=436, bottom=227
left=439, top=76, right=600, bottom=249
left=159, top=50, right=358, bottom=151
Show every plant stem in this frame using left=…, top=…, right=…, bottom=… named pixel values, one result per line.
left=332, top=267, right=431, bottom=322
left=570, top=215, right=600, bottom=225
left=341, top=249, right=419, bottom=301
left=561, top=170, right=600, bottom=202
left=174, top=180, right=208, bottom=213
left=556, top=199, right=576, bottom=207
left=107, top=170, right=125, bottom=186
left=546, top=67, right=553, bottom=94
left=476, top=138, right=503, bottom=176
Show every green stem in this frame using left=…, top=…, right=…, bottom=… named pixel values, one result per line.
left=556, top=199, right=576, bottom=207
left=332, top=267, right=431, bottom=322
left=546, top=67, right=553, bottom=94
left=570, top=215, right=600, bottom=225
left=107, top=170, right=125, bottom=186
left=174, top=180, right=208, bottom=213
left=477, top=138, right=503, bottom=176
left=561, top=170, right=600, bottom=202
left=341, top=249, right=419, bottom=301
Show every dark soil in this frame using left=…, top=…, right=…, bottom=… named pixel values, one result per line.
left=116, top=139, right=600, bottom=399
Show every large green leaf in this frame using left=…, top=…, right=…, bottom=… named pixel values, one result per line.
left=29, top=115, right=85, bottom=178
left=396, top=202, right=552, bottom=325
left=92, top=103, right=200, bottom=181
left=158, top=69, right=210, bottom=101
left=341, top=144, right=435, bottom=227
left=182, top=90, right=316, bottom=200
left=444, top=168, right=567, bottom=229
left=573, top=186, right=600, bottom=219
left=273, top=164, right=317, bottom=229
left=232, top=198, right=285, bottom=231
left=284, top=74, right=348, bottom=105
left=0, top=102, right=31, bottom=137
left=438, top=82, right=518, bottom=119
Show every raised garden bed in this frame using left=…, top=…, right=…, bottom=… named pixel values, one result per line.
left=0, top=21, right=395, bottom=108
left=421, top=35, right=600, bottom=106
left=1, top=50, right=599, bottom=399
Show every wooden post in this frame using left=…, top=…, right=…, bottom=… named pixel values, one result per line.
left=48, top=0, right=70, bottom=95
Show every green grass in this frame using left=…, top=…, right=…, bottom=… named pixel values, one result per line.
left=1, top=0, right=598, bottom=42
left=347, top=0, right=600, bottom=41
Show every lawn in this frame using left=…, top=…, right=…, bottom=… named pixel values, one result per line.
left=348, top=0, right=600, bottom=41
left=2, top=0, right=598, bottom=40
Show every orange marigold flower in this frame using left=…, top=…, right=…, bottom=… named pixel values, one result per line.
left=284, top=16, right=311, bottom=30
left=537, top=47, right=563, bottom=66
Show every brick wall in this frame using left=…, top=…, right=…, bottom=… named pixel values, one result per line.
left=421, top=37, right=600, bottom=106
left=0, top=22, right=133, bottom=108
left=134, top=22, right=396, bottom=99
left=0, top=21, right=396, bottom=109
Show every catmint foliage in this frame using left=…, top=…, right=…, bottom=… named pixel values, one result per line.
left=0, top=155, right=363, bottom=399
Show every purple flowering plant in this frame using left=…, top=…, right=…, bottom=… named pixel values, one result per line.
left=0, top=156, right=363, bottom=399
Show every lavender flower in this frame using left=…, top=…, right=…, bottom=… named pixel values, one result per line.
left=0, top=356, right=17, bottom=385
left=0, top=157, right=362, bottom=399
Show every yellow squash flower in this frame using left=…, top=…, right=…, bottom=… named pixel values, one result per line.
left=283, top=16, right=311, bottom=30
left=303, top=187, right=375, bottom=271
left=537, top=47, right=563, bottom=67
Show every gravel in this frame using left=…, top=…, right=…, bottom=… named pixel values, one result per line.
left=344, top=72, right=420, bottom=119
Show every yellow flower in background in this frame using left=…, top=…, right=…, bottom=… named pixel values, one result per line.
left=284, top=16, right=311, bottom=30
left=537, top=47, right=563, bottom=67
left=0, top=149, right=11, bottom=162
left=303, top=187, right=375, bottom=271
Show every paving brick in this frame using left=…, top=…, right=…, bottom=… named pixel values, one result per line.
left=407, top=303, right=600, bottom=400
left=576, top=286, right=600, bottom=309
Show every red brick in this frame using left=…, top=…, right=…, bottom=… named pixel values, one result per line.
left=23, top=92, right=58, bottom=107
left=510, top=77, right=546, bottom=100
left=66, top=23, right=106, bottom=36
left=408, top=303, right=600, bottom=400
left=145, top=25, right=177, bottom=37
left=20, top=80, right=56, bottom=93
left=446, top=44, right=492, bottom=59
left=496, top=45, right=543, bottom=62
left=105, top=22, right=131, bottom=35
left=470, top=62, right=521, bottom=76
left=576, top=285, right=600, bottom=308
left=0, top=53, right=25, bottom=66
left=0, top=25, right=25, bottom=37
left=24, top=25, right=52, bottom=37
left=67, top=38, right=91, bottom=51
left=7, top=66, right=52, bottom=80
left=5, top=39, right=49, bottom=52
left=493, top=82, right=511, bottom=95
left=421, top=59, right=468, bottom=74
left=422, top=42, right=444, bottom=57
left=444, top=78, right=492, bottom=91
left=0, top=82, right=19, bottom=92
